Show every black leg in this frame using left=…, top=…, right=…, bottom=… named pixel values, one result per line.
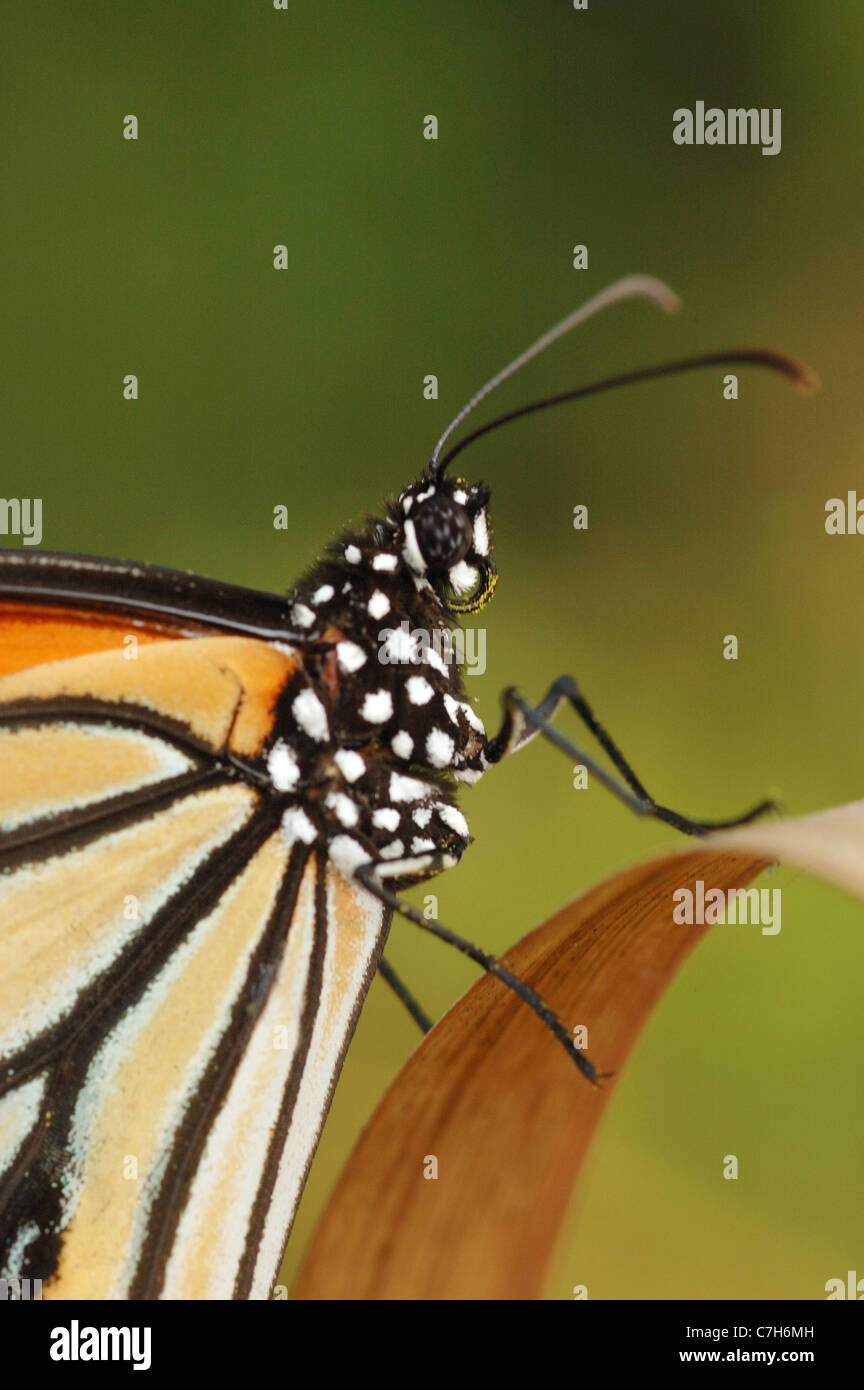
left=520, top=676, right=652, bottom=797
left=488, top=679, right=776, bottom=838
left=378, top=956, right=434, bottom=1034
left=356, top=862, right=599, bottom=1084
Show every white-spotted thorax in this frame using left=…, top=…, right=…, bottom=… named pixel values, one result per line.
left=265, top=473, right=497, bottom=885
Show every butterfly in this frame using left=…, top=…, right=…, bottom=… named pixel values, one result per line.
left=0, top=276, right=809, bottom=1300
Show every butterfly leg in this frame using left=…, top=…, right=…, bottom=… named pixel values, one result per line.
left=355, top=860, right=599, bottom=1083
left=377, top=956, right=434, bottom=1033
left=478, top=676, right=776, bottom=837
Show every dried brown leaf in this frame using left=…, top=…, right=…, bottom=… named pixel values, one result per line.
left=292, top=800, right=864, bottom=1300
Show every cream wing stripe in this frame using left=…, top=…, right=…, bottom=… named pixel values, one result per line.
left=159, top=857, right=319, bottom=1300
left=43, top=831, right=293, bottom=1300
left=0, top=724, right=195, bottom=832
left=0, top=784, right=258, bottom=1061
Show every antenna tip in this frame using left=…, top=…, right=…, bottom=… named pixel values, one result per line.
left=616, top=274, right=682, bottom=317
left=758, top=349, right=820, bottom=396
left=721, top=347, right=818, bottom=396
left=793, top=362, right=820, bottom=396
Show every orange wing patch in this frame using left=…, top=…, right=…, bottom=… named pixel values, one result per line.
left=0, top=635, right=300, bottom=758
left=0, top=603, right=185, bottom=679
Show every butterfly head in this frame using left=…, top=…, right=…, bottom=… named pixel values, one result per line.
left=395, top=475, right=496, bottom=615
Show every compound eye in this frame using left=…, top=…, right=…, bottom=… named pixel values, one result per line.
left=412, top=495, right=473, bottom=570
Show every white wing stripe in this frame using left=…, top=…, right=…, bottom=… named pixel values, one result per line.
left=0, top=1072, right=46, bottom=1183
left=249, top=864, right=387, bottom=1298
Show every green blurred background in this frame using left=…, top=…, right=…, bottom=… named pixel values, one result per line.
left=3, top=2, right=862, bottom=1299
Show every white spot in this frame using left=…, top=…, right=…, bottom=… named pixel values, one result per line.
left=325, top=792, right=360, bottom=828
left=344, top=545, right=361, bottom=564
left=453, top=766, right=483, bottom=785
left=473, top=510, right=490, bottom=557
left=330, top=834, right=372, bottom=877
left=368, top=590, right=391, bottom=620
left=292, top=688, right=329, bottom=742
left=373, top=853, right=438, bottom=880
left=390, top=730, right=414, bottom=759
left=372, top=807, right=400, bottom=831
left=379, top=839, right=405, bottom=860
left=380, top=625, right=419, bottom=664
left=411, top=837, right=435, bottom=854
left=267, top=740, right=301, bottom=792
left=402, top=519, right=426, bottom=575
left=406, top=675, right=434, bottom=706
left=458, top=700, right=485, bottom=734
left=443, top=693, right=460, bottom=724
left=281, top=807, right=317, bottom=847
left=453, top=489, right=468, bottom=504
left=372, top=553, right=398, bottom=572
left=437, top=803, right=470, bottom=838
left=413, top=806, right=432, bottom=827
left=389, top=772, right=429, bottom=802
left=415, top=487, right=435, bottom=504
left=292, top=603, right=315, bottom=629
left=426, top=728, right=455, bottom=768
left=337, top=640, right=367, bottom=673
left=401, top=494, right=413, bottom=514
left=449, top=560, right=478, bottom=595
left=423, top=647, right=448, bottom=676
left=312, top=584, right=334, bottom=604
left=334, top=749, right=365, bottom=783
left=361, top=689, right=394, bottom=723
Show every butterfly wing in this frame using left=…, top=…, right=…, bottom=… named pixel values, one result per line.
left=0, top=548, right=299, bottom=680
left=0, top=625, right=389, bottom=1299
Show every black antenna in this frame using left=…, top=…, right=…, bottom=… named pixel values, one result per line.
left=428, top=275, right=816, bottom=477
left=437, top=348, right=816, bottom=473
